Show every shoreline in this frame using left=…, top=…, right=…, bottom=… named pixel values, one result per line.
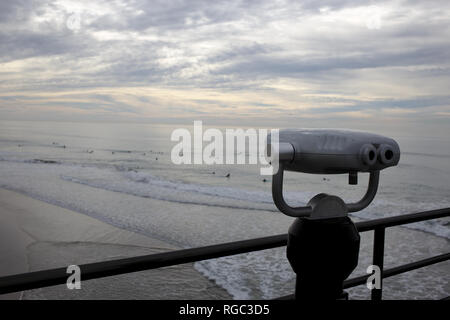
left=0, top=188, right=231, bottom=299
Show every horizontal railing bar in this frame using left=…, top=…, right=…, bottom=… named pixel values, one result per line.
left=0, top=234, right=287, bottom=295
left=345, top=252, right=450, bottom=288
left=277, top=252, right=450, bottom=300
left=355, top=207, right=450, bottom=232
left=374, top=252, right=450, bottom=280
left=0, top=208, right=448, bottom=295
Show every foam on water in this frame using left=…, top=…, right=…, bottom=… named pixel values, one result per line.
left=55, top=162, right=450, bottom=240
left=60, top=168, right=316, bottom=211
left=1, top=153, right=449, bottom=240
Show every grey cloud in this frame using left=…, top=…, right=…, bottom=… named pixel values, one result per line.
left=212, top=44, right=450, bottom=80
left=0, top=30, right=94, bottom=62
left=205, top=43, right=276, bottom=64
left=304, top=96, right=450, bottom=114
left=88, top=0, right=237, bottom=32
left=84, top=0, right=381, bottom=39
left=3, top=0, right=449, bottom=82
left=0, top=0, right=450, bottom=126
left=0, top=0, right=43, bottom=23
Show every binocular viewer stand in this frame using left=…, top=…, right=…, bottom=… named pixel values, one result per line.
left=272, top=164, right=381, bottom=300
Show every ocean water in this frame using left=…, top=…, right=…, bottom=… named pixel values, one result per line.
left=0, top=120, right=449, bottom=299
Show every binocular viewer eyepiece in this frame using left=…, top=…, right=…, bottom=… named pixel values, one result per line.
left=268, top=129, right=400, bottom=218
left=269, top=129, right=400, bottom=174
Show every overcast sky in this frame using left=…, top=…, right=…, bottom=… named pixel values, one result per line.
left=0, top=0, right=449, bottom=135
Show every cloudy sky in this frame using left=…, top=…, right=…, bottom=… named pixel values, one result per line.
left=0, top=0, right=449, bottom=135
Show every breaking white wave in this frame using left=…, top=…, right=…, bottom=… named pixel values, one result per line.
left=1, top=152, right=447, bottom=240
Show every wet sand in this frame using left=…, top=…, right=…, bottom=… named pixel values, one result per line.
left=0, top=188, right=231, bottom=299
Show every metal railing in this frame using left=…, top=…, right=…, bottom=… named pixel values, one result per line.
left=0, top=207, right=449, bottom=300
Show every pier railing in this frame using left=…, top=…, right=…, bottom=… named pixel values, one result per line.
left=0, top=208, right=449, bottom=300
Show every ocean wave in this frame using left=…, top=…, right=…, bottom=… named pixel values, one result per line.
left=60, top=173, right=281, bottom=212
left=123, top=170, right=304, bottom=205
left=1, top=152, right=448, bottom=240
left=60, top=168, right=450, bottom=239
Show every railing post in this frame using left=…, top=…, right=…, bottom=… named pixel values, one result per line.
left=371, top=227, right=385, bottom=300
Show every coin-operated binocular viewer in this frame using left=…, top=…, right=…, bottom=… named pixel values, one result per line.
left=268, top=129, right=400, bottom=300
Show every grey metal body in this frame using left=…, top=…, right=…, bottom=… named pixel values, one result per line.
left=269, top=129, right=399, bottom=217
left=272, top=163, right=380, bottom=217
left=270, top=129, right=400, bottom=174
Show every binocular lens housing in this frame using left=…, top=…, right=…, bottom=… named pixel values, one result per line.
left=377, top=144, right=395, bottom=165
left=269, top=129, right=400, bottom=174
left=360, top=144, right=377, bottom=166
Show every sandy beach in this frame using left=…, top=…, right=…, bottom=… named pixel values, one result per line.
left=0, top=188, right=231, bottom=300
